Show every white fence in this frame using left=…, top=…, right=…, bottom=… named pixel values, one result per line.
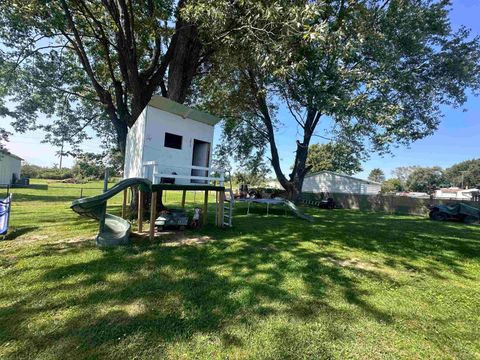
left=142, top=161, right=225, bottom=186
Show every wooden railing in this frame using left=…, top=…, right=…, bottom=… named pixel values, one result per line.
left=142, top=161, right=225, bottom=186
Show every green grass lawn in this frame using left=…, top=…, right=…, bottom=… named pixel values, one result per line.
left=1, top=180, right=479, bottom=359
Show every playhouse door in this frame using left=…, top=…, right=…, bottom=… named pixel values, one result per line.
left=191, top=139, right=210, bottom=184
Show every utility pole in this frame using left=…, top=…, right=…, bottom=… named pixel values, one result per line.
left=460, top=171, right=467, bottom=189
left=103, top=167, right=109, bottom=193
left=59, top=139, right=64, bottom=170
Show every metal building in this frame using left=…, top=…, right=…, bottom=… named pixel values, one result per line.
left=0, top=150, right=22, bottom=185
left=302, top=170, right=381, bottom=195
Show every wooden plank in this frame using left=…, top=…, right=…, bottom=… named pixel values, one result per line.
left=181, top=190, right=186, bottom=208
left=149, top=192, right=157, bottom=241
left=203, top=190, right=209, bottom=225
left=122, top=188, right=127, bottom=219
left=138, top=190, right=143, bottom=232
left=219, top=190, right=225, bottom=228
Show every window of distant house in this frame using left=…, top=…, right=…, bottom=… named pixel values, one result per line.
left=164, top=132, right=182, bottom=149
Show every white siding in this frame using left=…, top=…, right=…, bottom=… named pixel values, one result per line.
left=0, top=154, right=22, bottom=185
left=366, top=183, right=381, bottom=195
left=124, top=108, right=147, bottom=179
left=302, top=172, right=380, bottom=195
left=143, top=106, right=214, bottom=185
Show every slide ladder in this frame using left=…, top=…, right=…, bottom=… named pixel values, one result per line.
left=222, top=172, right=234, bottom=227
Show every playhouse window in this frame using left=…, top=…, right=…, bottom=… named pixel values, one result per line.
left=164, top=132, right=182, bottom=149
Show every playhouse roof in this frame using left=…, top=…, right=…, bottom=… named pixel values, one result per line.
left=148, top=96, right=221, bottom=126
left=0, top=149, right=23, bottom=161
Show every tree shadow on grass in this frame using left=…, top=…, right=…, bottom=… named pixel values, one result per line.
left=1, top=209, right=478, bottom=357
left=0, top=229, right=375, bottom=358
left=2, top=227, right=39, bottom=241
left=321, top=212, right=480, bottom=278
left=13, top=193, right=81, bottom=203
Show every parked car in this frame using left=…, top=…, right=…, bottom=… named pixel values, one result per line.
left=318, top=198, right=336, bottom=210
left=429, top=203, right=480, bottom=224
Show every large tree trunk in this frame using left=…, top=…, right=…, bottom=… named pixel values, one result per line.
left=255, top=88, right=318, bottom=202
left=247, top=69, right=320, bottom=203
left=110, top=115, right=128, bottom=158
left=283, top=142, right=310, bottom=202
left=167, top=14, right=202, bottom=103
left=265, top=115, right=317, bottom=201
left=284, top=111, right=318, bottom=201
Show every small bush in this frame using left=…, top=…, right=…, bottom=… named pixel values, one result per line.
left=21, top=163, right=73, bottom=180
left=37, top=168, right=74, bottom=180
left=20, top=164, right=42, bottom=178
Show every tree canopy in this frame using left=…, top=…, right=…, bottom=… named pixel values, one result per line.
left=391, top=166, right=420, bottom=186
left=368, top=168, right=385, bottom=183
left=445, top=158, right=480, bottom=188
left=306, top=143, right=362, bottom=175
left=186, top=0, right=480, bottom=199
left=406, top=166, right=448, bottom=193
left=381, top=178, right=404, bottom=194
left=0, top=0, right=203, bottom=155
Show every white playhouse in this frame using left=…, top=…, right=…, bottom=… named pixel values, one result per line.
left=124, top=96, right=223, bottom=185
left=123, top=96, right=233, bottom=232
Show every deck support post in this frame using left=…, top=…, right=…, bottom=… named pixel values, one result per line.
left=122, top=188, right=127, bottom=219
left=181, top=190, right=186, bottom=208
left=203, top=190, right=209, bottom=226
left=159, top=190, right=163, bottom=206
left=138, top=190, right=144, bottom=232
left=149, top=191, right=158, bottom=241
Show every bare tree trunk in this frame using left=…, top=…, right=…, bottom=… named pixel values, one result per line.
left=167, top=13, right=202, bottom=103
left=110, top=115, right=128, bottom=158
left=253, top=83, right=318, bottom=202
left=283, top=110, right=319, bottom=201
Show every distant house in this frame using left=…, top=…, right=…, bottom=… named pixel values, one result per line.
left=264, top=179, right=282, bottom=189
left=302, top=171, right=381, bottom=195
left=434, top=187, right=479, bottom=200
left=0, top=150, right=22, bottom=185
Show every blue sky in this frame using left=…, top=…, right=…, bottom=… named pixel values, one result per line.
left=5, top=0, right=480, bottom=179
left=275, top=0, right=480, bottom=179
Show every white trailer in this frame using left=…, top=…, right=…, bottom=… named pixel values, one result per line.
left=302, top=170, right=381, bottom=195
left=0, top=151, right=22, bottom=185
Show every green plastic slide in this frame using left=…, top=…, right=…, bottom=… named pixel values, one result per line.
left=283, top=199, right=315, bottom=222
left=71, top=178, right=152, bottom=247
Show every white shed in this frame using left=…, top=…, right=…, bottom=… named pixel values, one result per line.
left=0, top=150, right=22, bottom=185
left=302, top=171, right=381, bottom=195
left=124, top=96, right=222, bottom=185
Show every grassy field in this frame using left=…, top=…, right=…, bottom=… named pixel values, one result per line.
left=1, top=180, right=479, bottom=359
